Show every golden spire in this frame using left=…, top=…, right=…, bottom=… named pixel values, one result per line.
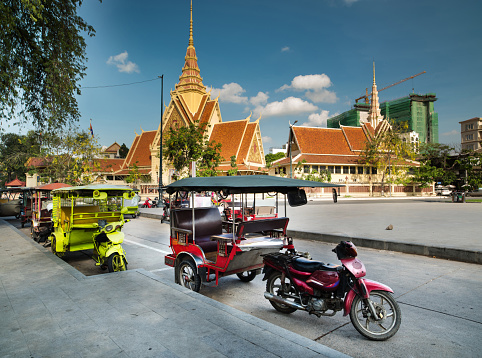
left=189, top=0, right=194, bottom=47
left=373, top=61, right=376, bottom=84
left=176, top=0, right=206, bottom=94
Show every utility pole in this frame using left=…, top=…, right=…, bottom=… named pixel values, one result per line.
left=158, top=75, right=164, bottom=207
left=289, top=120, right=298, bottom=178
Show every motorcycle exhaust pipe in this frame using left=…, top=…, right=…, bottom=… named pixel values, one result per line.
left=264, top=292, right=306, bottom=311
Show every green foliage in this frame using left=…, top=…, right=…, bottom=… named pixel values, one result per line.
left=456, top=150, right=482, bottom=190
left=359, top=121, right=416, bottom=194
left=227, top=155, right=238, bottom=176
left=0, top=0, right=97, bottom=132
left=35, top=128, right=102, bottom=185
left=119, top=143, right=129, bottom=158
left=0, top=130, right=41, bottom=186
left=265, top=152, right=285, bottom=168
left=163, top=124, right=222, bottom=179
left=303, top=170, right=331, bottom=183
left=413, top=143, right=456, bottom=187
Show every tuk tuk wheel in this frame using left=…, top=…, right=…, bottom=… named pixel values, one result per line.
left=50, top=235, right=63, bottom=257
left=177, top=260, right=201, bottom=292
left=236, top=270, right=257, bottom=282
left=107, top=253, right=127, bottom=272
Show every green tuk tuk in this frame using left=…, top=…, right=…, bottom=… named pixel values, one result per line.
left=49, top=184, right=135, bottom=272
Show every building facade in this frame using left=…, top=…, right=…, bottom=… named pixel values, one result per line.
left=460, top=117, right=482, bottom=151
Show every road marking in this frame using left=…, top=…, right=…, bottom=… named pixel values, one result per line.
left=150, top=268, right=173, bottom=272
left=123, top=238, right=171, bottom=254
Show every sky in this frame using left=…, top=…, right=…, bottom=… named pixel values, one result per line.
left=69, top=0, right=482, bottom=151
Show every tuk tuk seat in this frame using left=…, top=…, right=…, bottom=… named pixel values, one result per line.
left=255, top=206, right=276, bottom=217
left=236, top=217, right=289, bottom=237
left=171, top=207, right=222, bottom=252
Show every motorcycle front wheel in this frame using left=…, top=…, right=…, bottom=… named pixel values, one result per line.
left=350, top=290, right=401, bottom=341
left=107, top=253, right=127, bottom=272
left=266, top=271, right=298, bottom=314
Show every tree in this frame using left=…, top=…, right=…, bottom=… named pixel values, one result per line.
left=119, top=143, right=129, bottom=158
left=0, top=130, right=41, bottom=186
left=359, top=123, right=416, bottom=196
left=227, top=155, right=238, bottom=176
left=413, top=143, right=456, bottom=188
left=33, top=128, right=102, bottom=185
left=163, top=123, right=223, bottom=180
left=0, top=0, right=96, bottom=132
left=456, top=150, right=482, bottom=190
left=265, top=152, right=285, bottom=168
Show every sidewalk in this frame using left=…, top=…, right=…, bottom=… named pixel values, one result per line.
left=0, top=219, right=349, bottom=358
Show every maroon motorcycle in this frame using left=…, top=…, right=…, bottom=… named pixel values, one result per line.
left=262, top=241, right=401, bottom=340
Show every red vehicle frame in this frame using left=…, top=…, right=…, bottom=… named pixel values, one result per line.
left=163, top=176, right=343, bottom=292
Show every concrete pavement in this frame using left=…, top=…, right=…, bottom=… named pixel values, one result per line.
left=139, top=197, right=482, bottom=264
left=0, top=219, right=348, bottom=358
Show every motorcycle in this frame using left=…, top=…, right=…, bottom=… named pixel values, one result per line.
left=93, top=218, right=129, bottom=272
left=160, top=198, right=170, bottom=223
left=141, top=197, right=157, bottom=208
left=262, top=240, right=401, bottom=340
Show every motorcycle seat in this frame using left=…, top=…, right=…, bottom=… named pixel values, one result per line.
left=292, top=257, right=340, bottom=273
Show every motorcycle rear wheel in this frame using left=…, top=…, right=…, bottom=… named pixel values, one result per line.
left=107, top=253, right=127, bottom=272
left=266, top=271, right=297, bottom=314
left=350, top=290, right=401, bottom=341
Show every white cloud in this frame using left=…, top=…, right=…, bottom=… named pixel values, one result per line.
left=279, top=74, right=332, bottom=91
left=250, top=91, right=269, bottom=106
left=107, top=51, right=140, bottom=73
left=300, top=110, right=330, bottom=127
left=305, top=89, right=338, bottom=104
left=262, top=136, right=272, bottom=144
left=344, top=0, right=359, bottom=5
left=210, top=83, right=248, bottom=104
left=277, top=74, right=338, bottom=104
left=253, top=97, right=318, bottom=118
left=281, top=46, right=290, bottom=52
left=441, top=130, right=459, bottom=136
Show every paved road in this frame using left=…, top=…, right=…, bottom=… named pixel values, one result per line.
left=9, top=197, right=481, bottom=358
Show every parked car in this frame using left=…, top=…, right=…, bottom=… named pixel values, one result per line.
left=466, top=188, right=482, bottom=197
left=435, top=185, right=454, bottom=196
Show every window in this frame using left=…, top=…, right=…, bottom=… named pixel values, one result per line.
left=312, top=165, right=319, bottom=173
left=372, top=167, right=377, bottom=175
left=335, top=166, right=341, bottom=174
left=327, top=166, right=334, bottom=173
left=304, top=165, right=310, bottom=174
left=365, top=167, right=370, bottom=174
left=358, top=166, right=364, bottom=174
left=343, top=166, right=349, bottom=174
left=350, top=166, right=356, bottom=174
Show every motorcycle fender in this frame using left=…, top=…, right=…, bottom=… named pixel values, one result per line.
left=343, top=278, right=394, bottom=316
left=105, top=245, right=126, bottom=260
left=106, top=231, right=124, bottom=244
left=262, top=266, right=275, bottom=281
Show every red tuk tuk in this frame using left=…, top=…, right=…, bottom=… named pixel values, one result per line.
left=163, top=176, right=343, bottom=292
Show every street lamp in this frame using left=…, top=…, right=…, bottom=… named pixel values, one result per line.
left=157, top=75, right=164, bottom=207
left=289, top=120, right=298, bottom=178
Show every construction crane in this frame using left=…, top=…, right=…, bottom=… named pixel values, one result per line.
left=355, top=71, right=426, bottom=104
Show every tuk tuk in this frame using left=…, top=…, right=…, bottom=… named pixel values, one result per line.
left=0, top=188, right=24, bottom=218
left=30, top=183, right=71, bottom=242
left=164, top=176, right=343, bottom=292
left=49, top=184, right=135, bottom=272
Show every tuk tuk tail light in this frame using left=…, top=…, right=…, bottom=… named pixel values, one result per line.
left=178, top=232, right=187, bottom=244
left=219, top=242, right=227, bottom=257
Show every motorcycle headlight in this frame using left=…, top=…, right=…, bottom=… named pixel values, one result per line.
left=105, top=224, right=114, bottom=232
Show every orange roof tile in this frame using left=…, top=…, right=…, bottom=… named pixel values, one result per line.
left=238, top=123, right=256, bottom=164
left=341, top=126, right=369, bottom=151
left=209, top=120, right=248, bottom=161
left=293, top=127, right=353, bottom=155
left=93, top=158, right=124, bottom=173
left=198, top=100, right=215, bottom=128
left=124, top=131, right=156, bottom=168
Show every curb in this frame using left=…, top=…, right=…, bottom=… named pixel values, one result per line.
left=138, top=212, right=481, bottom=265
left=287, top=230, right=481, bottom=265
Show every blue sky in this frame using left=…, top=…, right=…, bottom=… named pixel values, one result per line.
left=74, top=0, right=481, bottom=151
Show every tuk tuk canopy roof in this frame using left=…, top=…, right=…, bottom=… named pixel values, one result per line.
left=51, top=184, right=134, bottom=196
left=165, top=175, right=344, bottom=195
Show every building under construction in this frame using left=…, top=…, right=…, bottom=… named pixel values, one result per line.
left=327, top=93, right=439, bottom=144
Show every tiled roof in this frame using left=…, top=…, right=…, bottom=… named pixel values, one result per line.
left=93, top=158, right=124, bottom=173
left=124, top=131, right=157, bottom=168
left=238, top=123, right=256, bottom=164
left=198, top=100, right=215, bottom=128
left=5, top=177, right=26, bottom=187
left=26, top=157, right=51, bottom=168
left=193, top=95, right=209, bottom=122
left=209, top=120, right=248, bottom=161
left=36, top=183, right=71, bottom=190
left=341, top=126, right=369, bottom=151
left=104, top=142, right=121, bottom=153
left=293, top=127, right=353, bottom=155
